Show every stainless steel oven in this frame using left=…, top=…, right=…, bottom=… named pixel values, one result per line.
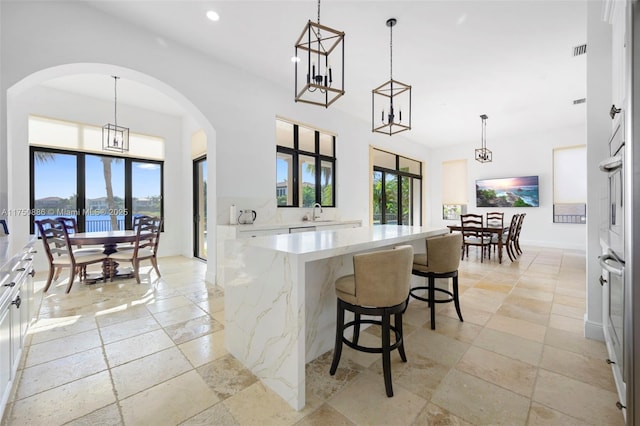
left=599, top=115, right=625, bottom=258
left=600, top=251, right=626, bottom=384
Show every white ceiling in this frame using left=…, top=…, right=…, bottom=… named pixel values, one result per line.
left=43, top=0, right=587, bottom=148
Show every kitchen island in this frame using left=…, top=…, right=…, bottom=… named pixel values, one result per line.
left=222, top=224, right=447, bottom=410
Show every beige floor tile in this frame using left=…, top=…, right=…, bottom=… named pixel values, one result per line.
left=164, top=314, right=224, bottom=345
left=431, top=369, right=530, bottom=425
left=485, top=314, right=546, bottom=343
left=439, top=303, right=492, bottom=327
left=404, top=328, right=469, bottom=368
left=197, top=354, right=258, bottom=401
left=305, top=351, right=363, bottom=402
left=98, top=313, right=160, bottom=344
left=103, top=328, right=174, bottom=367
left=180, top=402, right=240, bottom=425
left=16, top=347, right=107, bottom=400
left=95, top=303, right=152, bottom=328
left=457, top=287, right=507, bottom=313
left=543, top=327, right=608, bottom=359
left=145, top=294, right=195, bottom=314
left=548, top=313, right=584, bottom=334
left=550, top=302, right=584, bottom=320
left=429, top=314, right=482, bottom=344
left=533, top=369, right=624, bottom=425
left=179, top=329, right=228, bottom=367
left=120, top=370, right=219, bottom=425
left=7, top=371, right=116, bottom=426
left=28, top=315, right=97, bottom=345
left=474, top=280, right=514, bottom=293
left=392, top=347, right=451, bottom=401
left=25, top=328, right=102, bottom=367
left=111, top=346, right=192, bottom=399
left=328, top=370, right=427, bottom=425
left=295, top=403, right=355, bottom=426
left=413, top=402, right=474, bottom=425
left=526, top=402, right=586, bottom=425
left=224, top=381, right=321, bottom=425
left=457, top=346, right=537, bottom=397
left=65, top=403, right=122, bottom=426
left=473, top=328, right=543, bottom=366
left=152, top=303, right=208, bottom=328
left=539, top=345, right=617, bottom=392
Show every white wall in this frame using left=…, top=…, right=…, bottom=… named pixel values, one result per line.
left=429, top=124, right=587, bottom=250
left=0, top=1, right=426, bottom=284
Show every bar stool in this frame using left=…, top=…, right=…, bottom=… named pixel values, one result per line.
left=410, top=233, right=463, bottom=330
left=329, top=245, right=413, bottom=397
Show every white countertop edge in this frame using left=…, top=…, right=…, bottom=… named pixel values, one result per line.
left=243, top=225, right=448, bottom=261
left=221, top=220, right=362, bottom=231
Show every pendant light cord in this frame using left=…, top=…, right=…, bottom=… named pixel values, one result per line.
left=113, top=75, right=119, bottom=128
left=389, top=22, right=393, bottom=80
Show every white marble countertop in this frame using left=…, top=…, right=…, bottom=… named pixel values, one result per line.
left=241, top=224, right=447, bottom=261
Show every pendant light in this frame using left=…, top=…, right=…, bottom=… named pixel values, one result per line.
left=475, top=114, right=492, bottom=163
left=372, top=18, right=411, bottom=136
left=294, top=0, right=345, bottom=108
left=102, top=75, right=129, bottom=153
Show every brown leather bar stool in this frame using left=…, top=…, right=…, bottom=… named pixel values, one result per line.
left=410, top=233, right=463, bottom=330
left=329, top=245, right=413, bottom=397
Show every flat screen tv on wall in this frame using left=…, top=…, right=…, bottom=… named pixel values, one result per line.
left=476, top=175, right=539, bottom=207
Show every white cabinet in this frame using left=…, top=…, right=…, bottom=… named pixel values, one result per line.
left=0, top=240, right=36, bottom=419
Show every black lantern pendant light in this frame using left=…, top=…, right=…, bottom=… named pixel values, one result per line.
left=294, top=0, right=345, bottom=108
left=372, top=18, right=411, bottom=136
left=102, top=75, right=129, bottom=153
left=475, top=114, right=492, bottom=163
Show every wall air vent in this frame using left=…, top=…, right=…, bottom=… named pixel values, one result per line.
left=573, top=98, right=586, bottom=105
left=573, top=44, right=587, bottom=56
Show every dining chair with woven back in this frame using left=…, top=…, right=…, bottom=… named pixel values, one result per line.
left=36, top=218, right=108, bottom=293
left=460, top=213, right=491, bottom=262
left=108, top=216, right=163, bottom=283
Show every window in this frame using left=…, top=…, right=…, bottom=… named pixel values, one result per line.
left=442, top=159, right=468, bottom=220
left=29, top=116, right=164, bottom=233
left=553, top=145, right=586, bottom=223
left=372, top=148, right=422, bottom=225
left=276, top=118, right=336, bottom=207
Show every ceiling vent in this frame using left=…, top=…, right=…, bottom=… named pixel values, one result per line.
left=573, top=44, right=587, bottom=56
left=573, top=98, right=586, bottom=105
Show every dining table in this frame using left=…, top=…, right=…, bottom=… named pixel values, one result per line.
left=68, top=230, right=141, bottom=281
left=447, top=223, right=508, bottom=264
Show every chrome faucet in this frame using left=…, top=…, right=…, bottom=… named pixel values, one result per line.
left=312, top=203, right=322, bottom=221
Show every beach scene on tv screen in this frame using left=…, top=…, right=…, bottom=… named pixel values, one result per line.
left=476, top=176, right=539, bottom=207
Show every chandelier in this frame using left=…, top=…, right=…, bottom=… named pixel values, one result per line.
left=475, top=114, right=492, bottom=163
left=102, top=75, right=129, bottom=153
left=294, top=0, right=345, bottom=108
left=372, top=18, right=411, bottom=136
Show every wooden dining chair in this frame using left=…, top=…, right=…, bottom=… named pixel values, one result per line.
left=36, top=219, right=108, bottom=293
left=513, top=213, right=526, bottom=255
left=492, top=214, right=520, bottom=262
left=55, top=216, right=104, bottom=279
left=108, top=216, right=163, bottom=283
left=460, top=213, right=491, bottom=262
left=485, top=212, right=504, bottom=255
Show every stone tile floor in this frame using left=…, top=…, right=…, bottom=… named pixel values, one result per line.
left=0, top=247, right=626, bottom=425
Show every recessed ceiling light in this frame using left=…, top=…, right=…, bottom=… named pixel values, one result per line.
left=206, top=10, right=220, bottom=22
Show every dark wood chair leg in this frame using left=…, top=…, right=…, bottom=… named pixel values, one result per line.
left=65, top=267, right=76, bottom=293
left=395, top=312, right=407, bottom=362
left=44, top=267, right=55, bottom=292
left=352, top=313, right=361, bottom=345
left=329, top=299, right=345, bottom=375
left=453, top=275, right=463, bottom=322
left=381, top=311, right=393, bottom=397
left=428, top=276, right=436, bottom=330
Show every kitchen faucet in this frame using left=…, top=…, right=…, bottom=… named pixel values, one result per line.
left=312, top=203, right=322, bottom=221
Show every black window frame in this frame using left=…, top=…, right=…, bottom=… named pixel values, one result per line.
left=276, top=122, right=336, bottom=208
left=29, top=146, right=164, bottom=233
left=373, top=148, right=422, bottom=226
